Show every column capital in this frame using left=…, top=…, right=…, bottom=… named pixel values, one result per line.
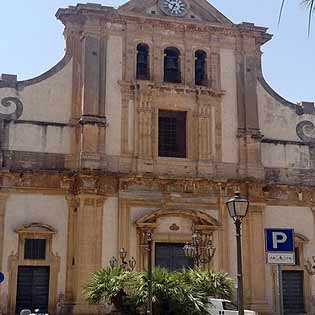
left=65, top=195, right=80, bottom=208
left=77, top=194, right=106, bottom=208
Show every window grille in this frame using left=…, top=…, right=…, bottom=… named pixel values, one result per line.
left=158, top=110, right=186, bottom=158
left=24, top=239, right=46, bottom=260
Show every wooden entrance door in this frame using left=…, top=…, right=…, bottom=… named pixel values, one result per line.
left=282, top=270, right=305, bottom=314
left=155, top=243, right=193, bottom=271
left=15, top=266, right=50, bottom=315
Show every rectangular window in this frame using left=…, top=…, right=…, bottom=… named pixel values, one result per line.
left=158, top=110, right=187, bottom=158
left=24, top=239, right=46, bottom=260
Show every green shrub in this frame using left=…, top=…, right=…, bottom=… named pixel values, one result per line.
left=85, top=267, right=234, bottom=315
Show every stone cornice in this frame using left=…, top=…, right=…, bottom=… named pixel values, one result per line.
left=56, top=3, right=272, bottom=45
left=120, top=80, right=225, bottom=97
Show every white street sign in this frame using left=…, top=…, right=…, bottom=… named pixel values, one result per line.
left=267, top=252, right=295, bottom=265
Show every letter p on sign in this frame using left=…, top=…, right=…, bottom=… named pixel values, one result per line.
left=265, top=229, right=294, bottom=253
left=272, top=232, right=287, bottom=249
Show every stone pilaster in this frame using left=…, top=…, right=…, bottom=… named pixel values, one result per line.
left=118, top=199, right=130, bottom=253
left=235, top=34, right=264, bottom=179
left=218, top=186, right=230, bottom=272
left=136, top=86, right=154, bottom=173
left=242, top=199, right=270, bottom=315
left=210, top=52, right=221, bottom=90
left=65, top=16, right=108, bottom=170
left=64, top=195, right=105, bottom=315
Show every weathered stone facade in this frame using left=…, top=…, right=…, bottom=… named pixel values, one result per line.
left=0, top=0, right=315, bottom=314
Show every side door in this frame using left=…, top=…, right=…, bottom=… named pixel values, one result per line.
left=16, top=266, right=50, bottom=315
left=282, top=270, right=305, bottom=314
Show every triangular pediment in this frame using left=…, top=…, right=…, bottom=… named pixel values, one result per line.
left=118, top=0, right=233, bottom=25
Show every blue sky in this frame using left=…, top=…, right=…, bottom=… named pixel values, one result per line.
left=0, top=0, right=314, bottom=103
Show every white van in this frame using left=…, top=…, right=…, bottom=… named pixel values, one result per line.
left=207, top=298, right=258, bottom=315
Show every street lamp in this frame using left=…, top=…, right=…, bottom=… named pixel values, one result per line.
left=226, top=191, right=249, bottom=315
left=183, top=231, right=216, bottom=268
left=144, top=232, right=153, bottom=315
left=109, top=248, right=137, bottom=271
left=109, top=232, right=153, bottom=315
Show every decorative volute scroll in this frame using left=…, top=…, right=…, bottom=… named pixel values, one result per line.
left=0, top=97, right=23, bottom=120
left=296, top=121, right=315, bottom=143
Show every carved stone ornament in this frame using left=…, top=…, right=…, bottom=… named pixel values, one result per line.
left=0, top=97, right=23, bottom=120
left=169, top=223, right=180, bottom=231
left=296, top=120, right=315, bottom=143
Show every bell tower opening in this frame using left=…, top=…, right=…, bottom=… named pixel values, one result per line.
left=195, top=50, right=207, bottom=86
left=136, top=43, right=150, bottom=80
left=164, top=47, right=181, bottom=83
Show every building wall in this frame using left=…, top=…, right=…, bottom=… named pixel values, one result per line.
left=265, top=206, right=315, bottom=312
left=258, top=81, right=315, bottom=172
left=0, top=1, right=314, bottom=315
left=1, top=194, right=68, bottom=314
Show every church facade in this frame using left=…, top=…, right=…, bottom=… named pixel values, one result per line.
left=0, top=0, right=315, bottom=314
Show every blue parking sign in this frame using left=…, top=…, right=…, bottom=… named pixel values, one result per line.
left=265, top=229, right=294, bottom=253
left=0, top=272, right=4, bottom=284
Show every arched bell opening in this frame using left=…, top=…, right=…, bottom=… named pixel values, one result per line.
left=136, top=43, right=150, bottom=80
left=164, top=47, right=181, bottom=83
left=195, top=50, right=208, bottom=86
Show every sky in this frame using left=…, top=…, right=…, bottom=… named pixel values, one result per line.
left=0, top=0, right=314, bottom=103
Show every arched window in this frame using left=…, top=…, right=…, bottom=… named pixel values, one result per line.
left=195, top=50, right=207, bottom=86
left=136, top=43, right=150, bottom=80
left=164, top=47, right=181, bottom=83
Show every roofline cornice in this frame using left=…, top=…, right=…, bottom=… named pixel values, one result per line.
left=56, top=4, right=272, bottom=45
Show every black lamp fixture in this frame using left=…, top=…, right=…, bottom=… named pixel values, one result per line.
left=109, top=248, right=136, bottom=272
left=183, top=230, right=216, bottom=268
left=226, top=191, right=249, bottom=222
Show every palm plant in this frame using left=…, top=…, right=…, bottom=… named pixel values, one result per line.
left=85, top=267, right=234, bottom=315
left=279, top=0, right=315, bottom=34
left=84, top=267, right=140, bottom=313
left=133, top=268, right=209, bottom=315
left=182, top=269, right=233, bottom=300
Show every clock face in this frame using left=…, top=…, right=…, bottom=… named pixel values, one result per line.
left=160, top=0, right=188, bottom=17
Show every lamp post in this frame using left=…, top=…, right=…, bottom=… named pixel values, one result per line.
left=109, top=248, right=136, bottom=271
left=145, top=232, right=153, bottom=315
left=183, top=231, right=216, bottom=268
left=226, top=191, right=249, bottom=315
left=109, top=233, right=153, bottom=315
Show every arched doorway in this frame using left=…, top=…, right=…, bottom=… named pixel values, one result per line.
left=135, top=209, right=219, bottom=271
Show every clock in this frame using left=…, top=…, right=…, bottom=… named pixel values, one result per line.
left=159, top=0, right=188, bottom=17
